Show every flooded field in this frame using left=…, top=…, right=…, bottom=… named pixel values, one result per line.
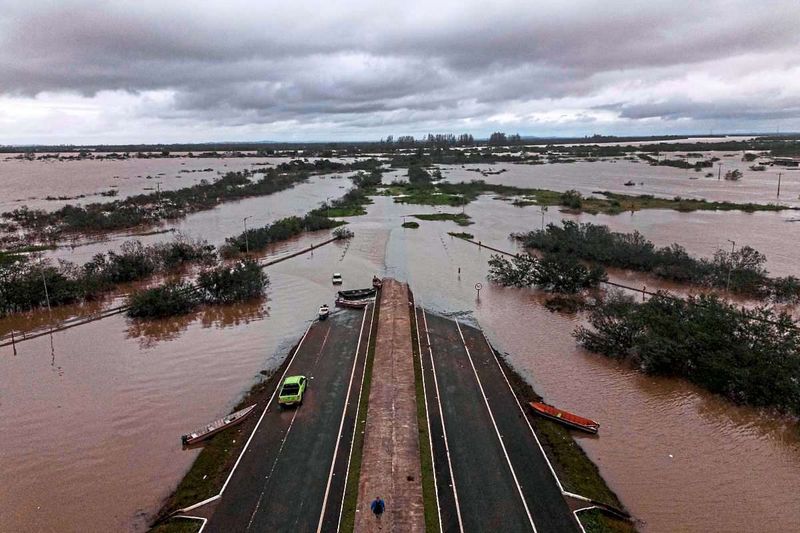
left=1, top=157, right=800, bottom=532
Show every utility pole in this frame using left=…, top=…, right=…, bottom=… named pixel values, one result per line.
left=717, top=162, right=723, bottom=180
left=777, top=172, right=783, bottom=198
left=726, top=239, right=736, bottom=292
left=156, top=182, right=162, bottom=206
left=243, top=216, right=252, bottom=254
left=540, top=205, right=548, bottom=231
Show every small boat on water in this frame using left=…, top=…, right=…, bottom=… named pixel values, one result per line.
left=338, top=288, right=376, bottom=300
left=181, top=404, right=258, bottom=446
left=319, top=304, right=330, bottom=320
left=335, top=297, right=372, bottom=309
left=623, top=180, right=636, bottom=186
left=332, top=273, right=343, bottom=285
left=372, top=276, right=383, bottom=289
left=529, top=401, right=599, bottom=434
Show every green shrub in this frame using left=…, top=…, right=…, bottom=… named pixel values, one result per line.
left=126, top=282, right=199, bottom=318
left=197, top=259, right=268, bottom=304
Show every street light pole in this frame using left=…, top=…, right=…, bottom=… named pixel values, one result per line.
left=726, top=239, right=736, bottom=292
left=243, top=216, right=252, bottom=254
left=777, top=172, right=783, bottom=198
left=540, top=205, right=548, bottom=231
left=717, top=162, right=723, bottom=180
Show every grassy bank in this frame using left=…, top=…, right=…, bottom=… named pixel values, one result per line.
left=578, top=508, right=638, bottom=533
left=339, top=297, right=381, bottom=531
left=489, top=344, right=635, bottom=532
left=149, top=517, right=202, bottom=533
left=409, top=292, right=441, bottom=532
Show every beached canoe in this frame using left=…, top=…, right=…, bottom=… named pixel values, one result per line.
left=337, top=288, right=376, bottom=300
left=529, top=401, right=599, bottom=434
left=181, top=404, right=257, bottom=446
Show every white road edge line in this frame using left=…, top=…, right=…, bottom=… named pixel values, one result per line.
left=422, top=307, right=465, bottom=533
left=478, top=330, right=592, bottom=504
left=316, top=306, right=370, bottom=533
left=573, top=505, right=599, bottom=533
left=413, top=301, right=443, bottom=533
left=177, top=320, right=315, bottom=513
left=172, top=515, right=207, bottom=533
left=455, top=319, right=538, bottom=533
left=336, top=301, right=378, bottom=532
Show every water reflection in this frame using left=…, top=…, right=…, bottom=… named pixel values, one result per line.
left=126, top=298, right=269, bottom=348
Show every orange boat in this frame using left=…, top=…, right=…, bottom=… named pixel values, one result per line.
left=529, top=402, right=599, bottom=434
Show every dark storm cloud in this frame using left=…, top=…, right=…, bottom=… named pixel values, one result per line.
left=1, top=0, right=799, bottom=140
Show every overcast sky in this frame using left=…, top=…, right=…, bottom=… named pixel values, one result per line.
left=1, top=0, right=799, bottom=144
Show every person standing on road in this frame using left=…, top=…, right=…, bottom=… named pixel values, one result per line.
left=371, top=496, right=385, bottom=519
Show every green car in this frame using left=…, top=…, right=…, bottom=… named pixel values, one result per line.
left=278, top=375, right=307, bottom=407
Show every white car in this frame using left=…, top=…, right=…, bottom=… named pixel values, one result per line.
left=332, top=273, right=343, bottom=285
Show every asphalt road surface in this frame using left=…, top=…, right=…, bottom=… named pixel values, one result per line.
left=205, top=306, right=372, bottom=533
left=419, top=310, right=580, bottom=533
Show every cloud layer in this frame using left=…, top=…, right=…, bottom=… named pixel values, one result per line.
left=1, top=0, right=799, bottom=143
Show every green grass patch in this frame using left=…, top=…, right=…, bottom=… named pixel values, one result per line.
left=447, top=231, right=474, bottom=239
left=577, top=508, right=638, bottom=533
left=402, top=221, right=420, bottom=229
left=339, top=298, right=381, bottom=531
left=409, top=295, right=441, bottom=532
left=412, top=213, right=472, bottom=226
left=149, top=517, right=202, bottom=533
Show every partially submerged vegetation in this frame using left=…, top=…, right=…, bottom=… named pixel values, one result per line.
left=2, top=158, right=381, bottom=246
left=383, top=180, right=791, bottom=215
left=488, top=252, right=606, bottom=293
left=126, top=260, right=268, bottom=319
left=576, top=290, right=800, bottom=416
left=0, top=237, right=215, bottom=317
left=412, top=212, right=472, bottom=226
left=402, top=221, right=420, bottom=229
left=516, top=221, right=800, bottom=302
left=447, top=231, right=474, bottom=239
left=221, top=214, right=341, bottom=258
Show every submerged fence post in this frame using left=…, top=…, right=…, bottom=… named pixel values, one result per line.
left=10, top=330, right=17, bottom=356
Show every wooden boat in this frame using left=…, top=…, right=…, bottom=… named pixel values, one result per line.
left=337, top=288, right=376, bottom=300
left=529, top=402, right=599, bottom=434
left=319, top=304, right=330, bottom=320
left=372, top=276, right=383, bottom=289
left=335, top=297, right=372, bottom=309
left=181, top=404, right=257, bottom=446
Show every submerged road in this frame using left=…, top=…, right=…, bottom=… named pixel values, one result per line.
left=419, top=310, right=580, bottom=533
left=204, top=306, right=373, bottom=533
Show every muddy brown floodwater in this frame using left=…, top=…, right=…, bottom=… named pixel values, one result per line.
left=1, top=158, right=800, bottom=532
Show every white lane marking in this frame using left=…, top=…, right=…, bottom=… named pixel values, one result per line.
left=455, top=319, right=538, bottom=533
left=172, top=515, right=207, bottom=533
left=317, top=307, right=370, bottom=533
left=413, top=302, right=443, bottom=533
left=246, top=406, right=302, bottom=531
left=573, top=506, right=599, bottom=533
left=422, top=307, right=465, bottom=533
left=178, top=321, right=315, bottom=513
left=336, top=301, right=378, bottom=532
left=478, top=329, right=592, bottom=505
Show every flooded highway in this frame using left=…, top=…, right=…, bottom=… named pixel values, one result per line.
left=1, top=157, right=800, bottom=532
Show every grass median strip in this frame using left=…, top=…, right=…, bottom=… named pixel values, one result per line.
left=339, top=298, right=381, bottom=531
left=409, top=293, right=441, bottom=532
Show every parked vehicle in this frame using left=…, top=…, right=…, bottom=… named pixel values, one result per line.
left=278, top=375, right=308, bottom=408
